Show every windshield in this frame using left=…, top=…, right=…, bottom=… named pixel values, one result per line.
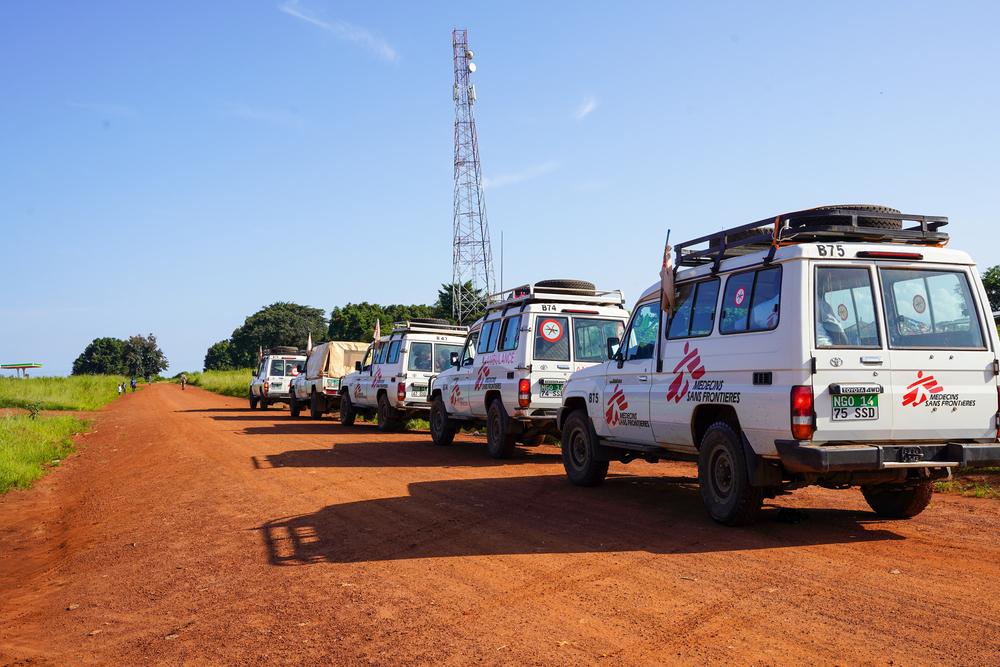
left=880, top=268, right=985, bottom=349
left=574, top=318, right=625, bottom=362
left=435, top=344, right=463, bottom=372
left=269, top=359, right=304, bottom=376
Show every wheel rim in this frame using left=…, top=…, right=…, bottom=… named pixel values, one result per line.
left=488, top=411, right=501, bottom=447
left=568, top=427, right=588, bottom=469
left=710, top=445, right=734, bottom=500
left=431, top=405, right=443, bottom=436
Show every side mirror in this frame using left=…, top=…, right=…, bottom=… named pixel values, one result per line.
left=606, top=336, right=621, bottom=360
left=450, top=351, right=460, bottom=367
left=354, top=360, right=362, bottom=371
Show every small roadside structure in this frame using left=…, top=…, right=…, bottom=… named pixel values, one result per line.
left=1, top=363, right=42, bottom=378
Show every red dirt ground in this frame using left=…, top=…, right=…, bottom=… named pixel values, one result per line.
left=1, top=384, right=998, bottom=665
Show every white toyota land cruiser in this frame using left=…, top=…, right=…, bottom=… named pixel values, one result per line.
left=249, top=347, right=306, bottom=410
left=338, top=320, right=467, bottom=430
left=428, top=280, right=630, bottom=457
left=557, top=206, right=1000, bottom=525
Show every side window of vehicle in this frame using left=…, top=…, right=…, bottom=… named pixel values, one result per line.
left=477, top=321, right=498, bottom=354
left=462, top=331, right=480, bottom=366
left=667, top=284, right=694, bottom=338
left=375, top=343, right=389, bottom=364
left=534, top=316, right=570, bottom=361
left=361, top=347, right=373, bottom=371
left=386, top=340, right=401, bottom=364
left=498, top=314, right=522, bottom=351
left=721, top=267, right=781, bottom=334
left=624, top=301, right=660, bottom=360
left=668, top=279, right=719, bottom=338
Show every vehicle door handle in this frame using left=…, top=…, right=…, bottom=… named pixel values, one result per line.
left=860, top=356, right=883, bottom=365
left=638, top=375, right=648, bottom=382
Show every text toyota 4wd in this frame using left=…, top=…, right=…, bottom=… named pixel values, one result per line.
left=338, top=320, right=468, bottom=430
left=428, top=280, right=630, bottom=457
left=557, top=206, right=1000, bottom=525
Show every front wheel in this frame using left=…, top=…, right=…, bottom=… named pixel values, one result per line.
left=697, top=422, right=763, bottom=526
left=377, top=393, right=403, bottom=432
left=289, top=391, right=301, bottom=418
left=861, top=480, right=933, bottom=518
left=429, top=396, right=457, bottom=446
left=249, top=392, right=259, bottom=410
left=561, top=410, right=608, bottom=486
left=340, top=393, right=356, bottom=426
left=310, top=390, right=323, bottom=419
left=486, top=400, right=517, bottom=459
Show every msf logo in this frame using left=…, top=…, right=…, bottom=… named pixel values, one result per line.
left=449, top=384, right=462, bottom=407
left=902, top=371, right=944, bottom=407
left=475, top=363, right=491, bottom=391
left=370, top=367, right=383, bottom=388
left=605, top=385, right=628, bottom=426
left=352, top=383, right=363, bottom=399
left=666, top=342, right=706, bottom=403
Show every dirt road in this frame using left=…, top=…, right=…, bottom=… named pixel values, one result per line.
left=1, top=384, right=998, bottom=665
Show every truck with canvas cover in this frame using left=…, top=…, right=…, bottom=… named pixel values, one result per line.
left=288, top=341, right=369, bottom=419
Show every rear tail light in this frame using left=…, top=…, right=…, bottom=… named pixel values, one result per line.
left=263, top=381, right=269, bottom=396
left=518, top=379, right=531, bottom=408
left=397, top=382, right=406, bottom=402
left=790, top=385, right=814, bottom=441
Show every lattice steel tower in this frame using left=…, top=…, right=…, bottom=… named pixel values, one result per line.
left=451, top=29, right=495, bottom=323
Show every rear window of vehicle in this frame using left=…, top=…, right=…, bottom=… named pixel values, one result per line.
left=534, top=316, right=570, bottom=361
left=880, top=268, right=985, bottom=349
left=668, top=279, right=720, bottom=339
left=435, top=344, right=463, bottom=372
left=815, top=267, right=880, bottom=348
left=407, top=342, right=433, bottom=371
left=574, top=318, right=625, bottom=362
left=269, top=359, right=303, bottom=376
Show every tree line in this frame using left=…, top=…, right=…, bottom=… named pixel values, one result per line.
left=72, top=334, right=169, bottom=378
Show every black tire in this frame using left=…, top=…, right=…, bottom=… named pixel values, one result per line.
left=310, top=390, right=322, bottom=420
left=535, top=279, right=596, bottom=296
left=340, top=393, right=356, bottom=426
left=249, top=393, right=259, bottom=410
left=410, top=317, right=450, bottom=325
left=270, top=346, right=299, bottom=355
left=429, top=396, right=457, bottom=446
left=797, top=204, right=902, bottom=230
left=861, top=480, right=933, bottom=519
left=561, top=410, right=609, bottom=486
left=697, top=422, right=763, bottom=526
left=521, top=434, right=547, bottom=446
left=288, top=391, right=301, bottom=418
left=377, top=393, right=402, bottom=432
left=486, top=400, right=517, bottom=459
left=259, top=398, right=269, bottom=410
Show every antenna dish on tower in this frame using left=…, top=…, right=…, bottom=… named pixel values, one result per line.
left=467, top=62, right=477, bottom=73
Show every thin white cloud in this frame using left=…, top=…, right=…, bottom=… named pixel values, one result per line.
left=574, top=95, right=598, bottom=120
left=483, top=161, right=559, bottom=189
left=67, top=102, right=136, bottom=118
left=278, top=0, right=398, bottom=62
left=226, top=103, right=304, bottom=128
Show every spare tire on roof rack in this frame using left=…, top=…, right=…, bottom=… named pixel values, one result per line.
left=534, top=279, right=597, bottom=297
left=270, top=346, right=299, bottom=355
left=409, top=318, right=451, bottom=325
left=794, top=204, right=902, bottom=230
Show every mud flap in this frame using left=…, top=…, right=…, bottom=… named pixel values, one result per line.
left=741, top=433, right=783, bottom=487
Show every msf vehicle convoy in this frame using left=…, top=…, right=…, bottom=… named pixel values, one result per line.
left=338, top=320, right=468, bottom=430
left=558, top=206, right=1000, bottom=524
left=288, top=341, right=369, bottom=418
left=249, top=347, right=306, bottom=409
left=429, top=280, right=630, bottom=457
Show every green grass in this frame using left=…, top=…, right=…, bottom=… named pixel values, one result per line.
left=0, top=415, right=88, bottom=493
left=182, top=369, right=254, bottom=399
left=935, top=467, right=1000, bottom=499
left=0, top=375, right=127, bottom=411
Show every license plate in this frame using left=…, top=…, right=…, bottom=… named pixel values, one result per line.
left=411, top=385, right=427, bottom=397
left=832, top=393, right=879, bottom=421
left=540, top=383, right=563, bottom=398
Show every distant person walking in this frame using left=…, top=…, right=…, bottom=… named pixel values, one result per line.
left=117, top=382, right=124, bottom=397
left=180, top=373, right=187, bottom=391
left=130, top=378, right=137, bottom=393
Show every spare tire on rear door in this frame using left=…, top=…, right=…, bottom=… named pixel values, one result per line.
left=534, top=279, right=596, bottom=297
left=795, top=204, right=902, bottom=230
left=270, top=346, right=299, bottom=355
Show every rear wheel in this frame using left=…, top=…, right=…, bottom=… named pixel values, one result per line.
left=377, top=393, right=403, bottom=432
left=697, top=422, right=763, bottom=526
left=288, top=390, right=301, bottom=418
left=340, top=393, right=356, bottom=426
left=259, top=398, right=269, bottom=410
left=861, top=480, right=933, bottom=518
left=429, top=396, right=457, bottom=446
left=486, top=400, right=517, bottom=459
left=310, top=390, right=322, bottom=419
left=561, top=410, right=608, bottom=486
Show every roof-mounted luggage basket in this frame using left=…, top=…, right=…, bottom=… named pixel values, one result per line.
left=390, top=321, right=469, bottom=336
left=674, top=207, right=950, bottom=272
left=488, top=283, right=626, bottom=310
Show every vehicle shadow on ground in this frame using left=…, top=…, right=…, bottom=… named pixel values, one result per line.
left=259, top=474, right=903, bottom=564
left=251, top=439, right=560, bottom=469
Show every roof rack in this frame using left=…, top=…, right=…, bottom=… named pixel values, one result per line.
left=487, top=283, right=626, bottom=310
left=674, top=207, right=949, bottom=273
left=389, top=321, right=469, bottom=336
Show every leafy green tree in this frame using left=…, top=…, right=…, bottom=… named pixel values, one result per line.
left=123, top=333, right=169, bottom=379
left=72, top=337, right=128, bottom=375
left=982, top=265, right=1000, bottom=313
left=203, top=339, right=236, bottom=371
left=230, top=302, right=328, bottom=367
left=435, top=281, right=485, bottom=323
left=328, top=302, right=440, bottom=341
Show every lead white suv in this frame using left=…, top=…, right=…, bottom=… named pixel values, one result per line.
left=558, top=206, right=1000, bottom=525
left=428, top=280, right=630, bottom=457
left=338, top=320, right=468, bottom=430
left=249, top=347, right=306, bottom=409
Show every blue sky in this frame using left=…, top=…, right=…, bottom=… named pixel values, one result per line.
left=2, top=1, right=999, bottom=376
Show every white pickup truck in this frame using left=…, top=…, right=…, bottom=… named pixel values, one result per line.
left=288, top=341, right=369, bottom=419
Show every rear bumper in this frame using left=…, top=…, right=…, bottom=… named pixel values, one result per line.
left=775, top=440, right=1000, bottom=474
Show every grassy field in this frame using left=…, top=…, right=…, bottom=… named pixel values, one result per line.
left=0, top=375, right=127, bottom=411
left=935, top=467, right=1000, bottom=499
left=0, top=415, right=88, bottom=493
left=182, top=369, right=253, bottom=399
